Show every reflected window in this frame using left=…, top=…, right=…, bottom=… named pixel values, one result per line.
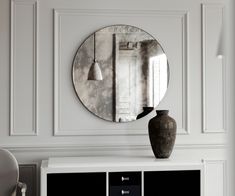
left=149, top=54, right=168, bottom=107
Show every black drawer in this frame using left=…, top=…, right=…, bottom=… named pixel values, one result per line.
left=144, top=170, right=200, bottom=196
left=109, top=185, right=141, bottom=196
left=109, top=172, right=141, bottom=186
left=47, top=172, right=106, bottom=196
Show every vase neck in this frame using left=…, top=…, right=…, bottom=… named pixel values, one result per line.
left=156, top=110, right=169, bottom=116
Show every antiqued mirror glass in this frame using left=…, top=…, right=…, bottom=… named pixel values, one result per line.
left=72, top=25, right=169, bottom=122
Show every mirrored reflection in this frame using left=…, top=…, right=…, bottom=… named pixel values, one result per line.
left=72, top=25, right=169, bottom=122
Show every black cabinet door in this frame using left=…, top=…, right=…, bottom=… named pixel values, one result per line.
left=144, top=170, right=200, bottom=196
left=47, top=172, right=106, bottom=196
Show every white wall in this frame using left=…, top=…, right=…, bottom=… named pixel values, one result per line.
left=0, top=0, right=229, bottom=195
left=226, top=0, right=235, bottom=196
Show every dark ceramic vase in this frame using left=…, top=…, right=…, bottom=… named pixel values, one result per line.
left=148, top=110, right=177, bottom=158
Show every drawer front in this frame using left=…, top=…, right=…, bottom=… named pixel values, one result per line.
left=109, top=172, right=141, bottom=186
left=109, top=185, right=141, bottom=196
left=47, top=172, right=106, bottom=196
left=144, top=170, right=201, bottom=196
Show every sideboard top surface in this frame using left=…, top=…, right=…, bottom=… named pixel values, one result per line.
left=41, top=156, right=204, bottom=173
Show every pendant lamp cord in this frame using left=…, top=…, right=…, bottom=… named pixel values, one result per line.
left=94, top=33, right=96, bottom=61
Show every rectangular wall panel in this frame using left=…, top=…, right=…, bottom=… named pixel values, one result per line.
left=10, top=0, right=38, bottom=135
left=53, top=9, right=189, bottom=136
left=19, top=164, right=37, bottom=196
left=204, top=160, right=226, bottom=196
left=202, top=4, right=226, bottom=133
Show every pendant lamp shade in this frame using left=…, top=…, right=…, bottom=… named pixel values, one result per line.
left=87, top=33, right=103, bottom=80
left=88, top=60, right=103, bottom=80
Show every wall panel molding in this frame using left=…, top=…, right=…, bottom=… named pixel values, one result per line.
left=19, top=164, right=37, bottom=196
left=181, top=11, right=189, bottom=135
left=204, top=160, right=227, bottom=196
left=202, top=4, right=226, bottom=134
left=1, top=143, right=226, bottom=153
left=10, top=0, right=38, bottom=136
left=53, top=9, right=189, bottom=136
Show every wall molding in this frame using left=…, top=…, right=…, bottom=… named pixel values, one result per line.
left=181, top=11, right=189, bottom=135
left=10, top=0, right=38, bottom=136
left=19, top=164, right=37, bottom=196
left=1, top=143, right=226, bottom=153
left=53, top=9, right=189, bottom=136
left=204, top=159, right=227, bottom=196
left=201, top=3, right=226, bottom=134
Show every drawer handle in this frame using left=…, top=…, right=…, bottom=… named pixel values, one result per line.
left=121, top=190, right=130, bottom=195
left=121, top=176, right=130, bottom=181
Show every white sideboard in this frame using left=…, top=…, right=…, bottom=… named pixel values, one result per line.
left=41, top=156, right=204, bottom=196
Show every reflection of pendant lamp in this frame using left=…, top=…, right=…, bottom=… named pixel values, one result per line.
left=217, top=28, right=224, bottom=59
left=88, top=33, right=103, bottom=80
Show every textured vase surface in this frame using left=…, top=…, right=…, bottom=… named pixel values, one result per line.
left=148, top=110, right=177, bottom=158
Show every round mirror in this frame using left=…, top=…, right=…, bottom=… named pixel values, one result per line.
left=72, top=25, right=169, bottom=122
